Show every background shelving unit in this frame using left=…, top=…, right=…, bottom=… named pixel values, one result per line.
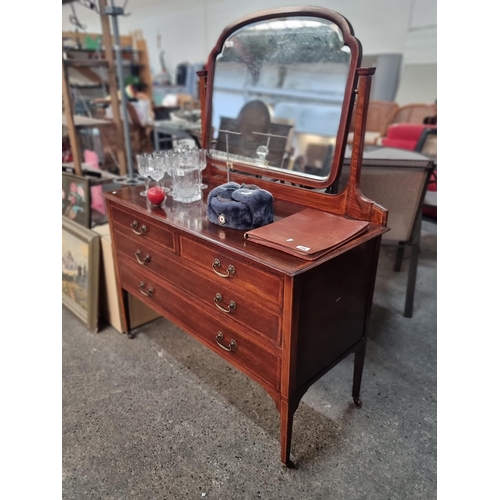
left=62, top=5, right=152, bottom=176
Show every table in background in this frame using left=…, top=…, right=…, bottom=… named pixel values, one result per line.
left=152, top=119, right=202, bottom=151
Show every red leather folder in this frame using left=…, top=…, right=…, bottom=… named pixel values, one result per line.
left=244, top=208, right=369, bottom=260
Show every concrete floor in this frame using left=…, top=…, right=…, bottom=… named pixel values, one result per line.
left=62, top=220, right=437, bottom=500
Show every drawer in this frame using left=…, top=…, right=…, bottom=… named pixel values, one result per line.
left=113, top=226, right=173, bottom=265
left=180, top=272, right=282, bottom=346
left=114, top=229, right=281, bottom=346
left=179, top=236, right=283, bottom=309
left=109, top=203, right=176, bottom=254
left=118, top=259, right=281, bottom=392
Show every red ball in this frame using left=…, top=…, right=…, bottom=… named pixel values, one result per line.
left=147, top=186, right=165, bottom=205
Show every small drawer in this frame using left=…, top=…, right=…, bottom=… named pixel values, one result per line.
left=113, top=227, right=172, bottom=267
left=117, top=259, right=280, bottom=392
left=110, top=203, right=176, bottom=254
left=179, top=236, right=283, bottom=309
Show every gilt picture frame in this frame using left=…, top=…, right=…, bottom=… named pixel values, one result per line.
left=62, top=172, right=91, bottom=228
left=62, top=216, right=100, bottom=333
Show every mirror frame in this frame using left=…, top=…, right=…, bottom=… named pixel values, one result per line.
left=202, top=6, right=363, bottom=189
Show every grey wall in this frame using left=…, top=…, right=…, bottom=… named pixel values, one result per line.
left=62, top=0, right=437, bottom=105
left=395, top=63, right=437, bottom=105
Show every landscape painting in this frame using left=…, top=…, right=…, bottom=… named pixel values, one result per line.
left=62, top=216, right=100, bottom=332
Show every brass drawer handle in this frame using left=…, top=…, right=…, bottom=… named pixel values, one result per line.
left=214, top=293, right=236, bottom=313
left=135, top=250, right=151, bottom=265
left=131, top=220, right=147, bottom=235
left=138, top=282, right=155, bottom=297
left=212, top=259, right=235, bottom=278
left=215, top=332, right=237, bottom=352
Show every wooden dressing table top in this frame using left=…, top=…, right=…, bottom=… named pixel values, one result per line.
left=105, top=182, right=387, bottom=276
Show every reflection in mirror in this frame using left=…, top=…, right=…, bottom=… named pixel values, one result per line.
left=210, top=16, right=351, bottom=181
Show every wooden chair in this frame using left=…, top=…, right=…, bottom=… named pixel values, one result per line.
left=378, top=103, right=437, bottom=141
left=347, top=100, right=399, bottom=145
left=214, top=101, right=293, bottom=168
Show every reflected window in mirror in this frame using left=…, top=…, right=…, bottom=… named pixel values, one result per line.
left=210, top=16, right=351, bottom=181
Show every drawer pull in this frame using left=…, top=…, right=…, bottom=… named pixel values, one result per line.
left=214, top=293, right=237, bottom=313
left=212, top=259, right=235, bottom=278
left=131, top=220, right=147, bottom=235
left=138, top=282, right=155, bottom=297
left=215, top=332, right=237, bottom=352
left=135, top=250, right=151, bottom=265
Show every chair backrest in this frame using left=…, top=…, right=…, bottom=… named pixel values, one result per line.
left=340, top=150, right=435, bottom=242
left=365, top=101, right=399, bottom=133
left=349, top=100, right=399, bottom=134
left=214, top=101, right=293, bottom=168
left=359, top=165, right=431, bottom=242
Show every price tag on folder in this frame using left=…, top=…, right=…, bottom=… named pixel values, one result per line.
left=244, top=208, right=369, bottom=260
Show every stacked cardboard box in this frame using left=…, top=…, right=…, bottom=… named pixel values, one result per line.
left=94, top=224, right=161, bottom=333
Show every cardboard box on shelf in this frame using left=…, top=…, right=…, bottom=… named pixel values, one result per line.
left=94, top=224, right=161, bottom=333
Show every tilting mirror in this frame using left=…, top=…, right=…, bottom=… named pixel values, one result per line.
left=204, top=8, right=362, bottom=187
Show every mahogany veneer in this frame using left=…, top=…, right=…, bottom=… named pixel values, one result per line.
left=104, top=5, right=390, bottom=467
left=104, top=184, right=387, bottom=466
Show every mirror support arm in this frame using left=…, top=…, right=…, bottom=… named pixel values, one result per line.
left=344, top=67, right=387, bottom=224
left=197, top=70, right=208, bottom=146
left=348, top=68, right=375, bottom=189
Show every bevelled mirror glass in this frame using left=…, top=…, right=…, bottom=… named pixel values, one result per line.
left=204, top=8, right=361, bottom=188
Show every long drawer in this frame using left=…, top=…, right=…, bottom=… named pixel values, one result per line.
left=117, top=258, right=281, bottom=392
left=109, top=203, right=176, bottom=255
left=179, top=235, right=283, bottom=311
left=113, top=228, right=282, bottom=347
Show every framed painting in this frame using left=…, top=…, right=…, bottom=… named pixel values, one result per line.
left=62, top=216, right=100, bottom=333
left=62, top=172, right=91, bottom=228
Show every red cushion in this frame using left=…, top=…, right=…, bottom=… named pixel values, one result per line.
left=381, top=138, right=419, bottom=150
left=382, top=123, right=436, bottom=151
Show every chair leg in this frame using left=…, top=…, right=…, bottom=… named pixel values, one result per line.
left=404, top=212, right=422, bottom=318
left=394, top=242, right=405, bottom=272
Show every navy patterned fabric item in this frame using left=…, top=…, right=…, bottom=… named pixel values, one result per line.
left=207, top=182, right=274, bottom=230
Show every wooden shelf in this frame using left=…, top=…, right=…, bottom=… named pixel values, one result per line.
left=69, top=83, right=105, bottom=89
left=63, top=47, right=140, bottom=54
left=63, top=26, right=153, bottom=176
left=62, top=114, right=115, bottom=128
left=63, top=59, right=109, bottom=68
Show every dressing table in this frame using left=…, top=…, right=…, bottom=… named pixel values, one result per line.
left=104, top=6, right=388, bottom=467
